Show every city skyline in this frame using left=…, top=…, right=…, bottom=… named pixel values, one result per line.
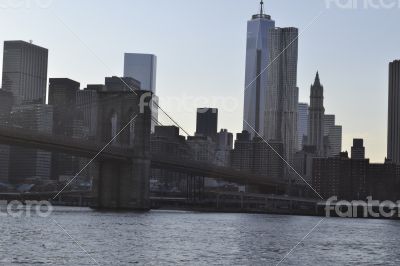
left=1, top=2, right=400, bottom=265
left=0, top=0, right=399, bottom=162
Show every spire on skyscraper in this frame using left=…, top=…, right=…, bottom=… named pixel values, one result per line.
left=314, top=71, right=321, bottom=86
left=260, top=0, right=264, bottom=15
left=252, top=0, right=270, bottom=20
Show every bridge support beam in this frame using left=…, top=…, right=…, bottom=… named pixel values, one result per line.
left=96, top=157, right=150, bottom=210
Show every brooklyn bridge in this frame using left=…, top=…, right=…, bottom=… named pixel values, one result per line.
left=0, top=91, right=315, bottom=211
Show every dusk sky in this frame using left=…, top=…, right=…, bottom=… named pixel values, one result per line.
left=1, top=0, right=400, bottom=162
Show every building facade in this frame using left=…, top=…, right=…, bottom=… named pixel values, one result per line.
left=231, top=131, right=284, bottom=180
left=124, top=53, right=157, bottom=93
left=1, top=41, right=48, bottom=105
left=313, top=153, right=400, bottom=201
left=297, top=103, right=309, bottom=151
left=49, top=78, right=80, bottom=136
left=387, top=60, right=400, bottom=164
left=48, top=78, right=87, bottom=181
left=195, top=108, right=218, bottom=141
left=9, top=104, right=53, bottom=182
left=264, top=27, right=299, bottom=163
left=231, top=131, right=253, bottom=173
left=150, top=126, right=192, bottom=194
left=0, top=90, right=13, bottom=181
left=214, top=129, right=233, bottom=167
left=76, top=87, right=100, bottom=140
left=324, top=114, right=342, bottom=157
left=187, top=135, right=216, bottom=163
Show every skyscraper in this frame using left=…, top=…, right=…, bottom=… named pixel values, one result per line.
left=49, top=78, right=80, bottom=136
left=124, top=53, right=157, bottom=93
left=297, top=103, right=309, bottom=151
left=195, top=108, right=218, bottom=140
left=48, top=78, right=82, bottom=181
left=242, top=2, right=299, bottom=164
left=324, top=114, right=342, bottom=157
left=1, top=41, right=48, bottom=105
left=324, top=115, right=335, bottom=136
left=214, top=129, right=233, bottom=166
left=0, top=90, right=13, bottom=181
left=243, top=1, right=275, bottom=136
left=387, top=60, right=400, bottom=164
left=124, top=54, right=159, bottom=132
left=351, top=139, right=365, bottom=160
left=308, top=72, right=325, bottom=156
left=264, top=27, right=299, bottom=163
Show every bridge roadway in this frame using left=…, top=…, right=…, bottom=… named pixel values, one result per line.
left=0, top=126, right=288, bottom=188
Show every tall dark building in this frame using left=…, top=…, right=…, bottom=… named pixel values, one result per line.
left=48, top=78, right=83, bottom=181
left=1, top=41, right=48, bottom=105
left=195, top=108, right=218, bottom=140
left=48, top=78, right=80, bottom=136
left=308, top=72, right=325, bottom=156
left=1, top=41, right=49, bottom=182
left=0, top=90, right=13, bottom=181
left=351, top=139, right=365, bottom=160
left=0, top=90, right=13, bottom=124
left=387, top=60, right=400, bottom=164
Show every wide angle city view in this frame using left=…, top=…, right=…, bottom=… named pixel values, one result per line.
left=1, top=0, right=400, bottom=265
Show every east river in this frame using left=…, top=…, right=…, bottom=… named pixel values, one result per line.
left=1, top=207, right=399, bottom=265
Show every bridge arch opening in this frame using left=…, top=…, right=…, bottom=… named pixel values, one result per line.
left=122, top=107, right=135, bottom=147
left=104, top=109, right=119, bottom=145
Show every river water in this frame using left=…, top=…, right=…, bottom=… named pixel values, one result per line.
left=0, top=207, right=399, bottom=265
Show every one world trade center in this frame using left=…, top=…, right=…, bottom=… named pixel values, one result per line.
left=243, top=1, right=275, bottom=137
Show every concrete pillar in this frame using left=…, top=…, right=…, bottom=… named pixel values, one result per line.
left=96, top=157, right=150, bottom=210
left=97, top=160, right=120, bottom=209
left=119, top=158, right=150, bottom=210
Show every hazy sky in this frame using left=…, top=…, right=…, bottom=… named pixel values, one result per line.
left=0, top=0, right=399, bottom=162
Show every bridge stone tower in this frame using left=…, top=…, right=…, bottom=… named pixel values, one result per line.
left=95, top=90, right=153, bottom=210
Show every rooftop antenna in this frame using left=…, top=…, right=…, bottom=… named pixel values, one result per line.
left=260, top=0, right=264, bottom=15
